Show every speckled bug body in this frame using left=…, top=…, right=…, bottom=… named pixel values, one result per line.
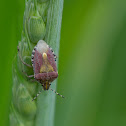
left=31, top=40, right=58, bottom=90
left=17, top=40, right=64, bottom=101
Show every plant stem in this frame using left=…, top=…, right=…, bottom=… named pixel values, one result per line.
left=34, top=0, right=37, bottom=11
left=35, top=0, right=64, bottom=126
left=10, top=0, right=64, bottom=126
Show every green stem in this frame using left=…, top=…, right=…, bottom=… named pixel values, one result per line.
left=34, top=0, right=37, bottom=11
left=35, top=0, right=64, bottom=126
left=10, top=0, right=64, bottom=126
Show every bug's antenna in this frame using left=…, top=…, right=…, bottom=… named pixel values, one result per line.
left=32, top=88, right=43, bottom=101
left=50, top=88, right=64, bottom=98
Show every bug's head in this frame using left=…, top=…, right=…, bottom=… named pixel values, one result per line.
left=42, top=81, right=50, bottom=90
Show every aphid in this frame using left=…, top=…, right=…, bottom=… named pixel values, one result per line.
left=17, top=40, right=64, bottom=101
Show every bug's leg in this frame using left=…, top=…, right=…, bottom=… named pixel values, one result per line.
left=50, top=88, right=64, bottom=98
left=49, top=47, right=57, bottom=61
left=17, top=46, right=32, bottom=68
left=22, top=71, right=34, bottom=78
left=32, top=88, right=43, bottom=101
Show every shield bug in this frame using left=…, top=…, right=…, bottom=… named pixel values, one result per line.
left=17, top=40, right=64, bottom=101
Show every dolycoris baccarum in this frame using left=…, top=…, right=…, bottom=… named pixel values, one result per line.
left=17, top=40, right=64, bottom=101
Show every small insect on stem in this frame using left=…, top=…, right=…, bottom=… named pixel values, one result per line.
left=17, top=40, right=64, bottom=100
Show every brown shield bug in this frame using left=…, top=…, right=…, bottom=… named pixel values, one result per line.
left=17, top=40, right=64, bottom=101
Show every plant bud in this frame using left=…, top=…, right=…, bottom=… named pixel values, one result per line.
left=28, top=15, right=46, bottom=43
left=16, top=84, right=37, bottom=120
left=37, top=2, right=49, bottom=23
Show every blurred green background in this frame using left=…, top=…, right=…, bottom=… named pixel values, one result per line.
left=1, top=0, right=126, bottom=126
